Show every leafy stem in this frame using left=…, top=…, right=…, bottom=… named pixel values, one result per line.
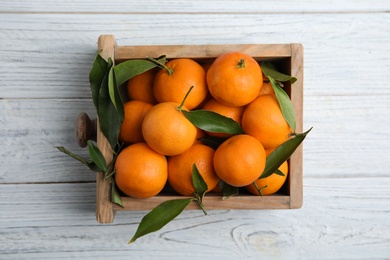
left=193, top=196, right=207, bottom=215
left=146, top=56, right=173, bottom=75
left=177, top=86, right=194, bottom=111
left=236, top=58, right=246, bottom=68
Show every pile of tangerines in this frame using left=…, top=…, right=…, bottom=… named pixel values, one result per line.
left=114, top=51, right=292, bottom=199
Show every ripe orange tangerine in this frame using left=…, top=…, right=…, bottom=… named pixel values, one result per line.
left=115, top=142, right=168, bottom=199
left=142, top=102, right=197, bottom=156
left=207, top=52, right=263, bottom=107
left=213, top=134, right=266, bottom=187
left=201, top=97, right=245, bottom=138
left=242, top=94, right=293, bottom=149
left=127, top=68, right=158, bottom=104
left=119, top=100, right=153, bottom=144
left=168, top=143, right=219, bottom=196
left=153, top=58, right=208, bottom=110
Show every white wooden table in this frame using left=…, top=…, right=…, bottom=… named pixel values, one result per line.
left=1, top=1, right=390, bottom=259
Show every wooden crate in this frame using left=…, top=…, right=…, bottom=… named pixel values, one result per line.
left=95, top=35, right=304, bottom=224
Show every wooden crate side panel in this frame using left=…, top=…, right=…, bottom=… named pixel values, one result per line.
left=114, top=44, right=292, bottom=62
left=114, top=195, right=291, bottom=211
left=289, top=43, right=304, bottom=209
left=96, top=35, right=117, bottom=224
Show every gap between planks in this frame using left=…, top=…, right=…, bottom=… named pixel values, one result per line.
left=0, top=11, right=389, bottom=15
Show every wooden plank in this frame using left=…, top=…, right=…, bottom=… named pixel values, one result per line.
left=95, top=35, right=116, bottom=224
left=1, top=0, right=389, bottom=13
left=0, top=13, right=390, bottom=98
left=1, top=93, right=389, bottom=183
left=1, top=178, right=389, bottom=258
left=0, top=99, right=97, bottom=183
left=115, top=44, right=292, bottom=62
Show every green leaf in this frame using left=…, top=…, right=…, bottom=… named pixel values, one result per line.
left=129, top=198, right=193, bottom=244
left=192, top=164, right=208, bottom=196
left=89, top=51, right=108, bottom=110
left=218, top=180, right=239, bottom=200
left=114, top=56, right=167, bottom=86
left=269, top=77, right=296, bottom=131
left=87, top=140, right=107, bottom=172
left=260, top=127, right=312, bottom=179
left=182, top=110, right=244, bottom=135
left=274, top=169, right=285, bottom=177
left=261, top=62, right=297, bottom=83
left=97, top=58, right=122, bottom=150
left=199, top=136, right=228, bottom=150
left=111, top=180, right=123, bottom=207
left=192, top=164, right=208, bottom=215
left=108, top=65, right=124, bottom=121
left=55, top=146, right=100, bottom=172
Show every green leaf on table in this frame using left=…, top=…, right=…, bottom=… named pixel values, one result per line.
left=114, top=56, right=167, bottom=86
left=260, top=127, right=312, bottom=179
left=111, top=180, right=123, bottom=207
left=97, top=58, right=122, bottom=150
left=89, top=50, right=108, bottom=110
left=129, top=198, right=193, bottom=244
left=218, top=180, right=239, bottom=200
left=182, top=110, right=244, bottom=135
left=269, top=77, right=296, bottom=131
left=87, top=140, right=107, bottom=172
left=55, top=146, right=100, bottom=172
left=261, top=62, right=297, bottom=83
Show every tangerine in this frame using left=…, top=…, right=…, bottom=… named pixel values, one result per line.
left=119, top=100, right=153, bottom=144
left=168, top=143, right=219, bottom=196
left=114, top=142, right=168, bottom=199
left=207, top=52, right=263, bottom=107
left=242, top=94, right=293, bottom=149
left=153, top=58, right=208, bottom=110
left=213, top=134, right=266, bottom=187
left=201, top=97, right=245, bottom=138
left=142, top=102, right=197, bottom=156
left=246, top=160, right=288, bottom=196
left=258, top=81, right=274, bottom=96
left=127, top=68, right=158, bottom=104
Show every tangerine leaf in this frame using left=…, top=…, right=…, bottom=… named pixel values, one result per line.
left=55, top=146, right=100, bottom=172
left=218, top=180, right=239, bottom=200
left=192, top=164, right=208, bottom=215
left=114, top=56, right=167, bottom=86
left=182, top=110, right=244, bottom=135
left=97, top=58, right=122, bottom=150
left=199, top=136, right=228, bottom=150
left=261, top=62, right=297, bottom=83
left=111, top=179, right=123, bottom=207
left=269, top=77, right=296, bottom=131
left=274, top=169, right=285, bottom=177
left=108, top=65, right=124, bottom=121
left=129, top=198, right=193, bottom=244
left=89, top=50, right=107, bottom=110
left=260, top=127, right=312, bottom=179
left=192, top=164, right=208, bottom=197
left=87, top=140, right=107, bottom=172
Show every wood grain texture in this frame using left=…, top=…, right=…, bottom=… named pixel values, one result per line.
left=0, top=99, right=97, bottom=183
left=1, top=0, right=389, bottom=13
left=95, top=35, right=116, bottom=224
left=1, top=13, right=390, bottom=98
left=1, top=178, right=389, bottom=259
left=1, top=0, right=390, bottom=258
